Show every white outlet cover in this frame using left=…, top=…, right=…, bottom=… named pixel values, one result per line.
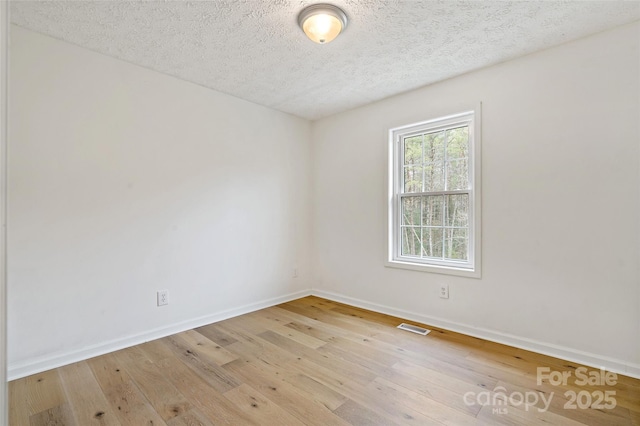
left=440, top=285, right=449, bottom=299
left=157, top=290, right=169, bottom=306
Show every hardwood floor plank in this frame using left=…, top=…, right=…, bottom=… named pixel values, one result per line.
left=57, top=361, right=121, bottom=426
left=380, top=361, right=483, bottom=416
left=268, top=323, right=328, bottom=349
left=29, top=403, right=77, bottom=426
left=166, top=408, right=214, bottom=426
left=8, top=375, right=28, bottom=426
left=225, top=326, right=355, bottom=413
left=321, top=338, right=409, bottom=376
left=179, top=329, right=239, bottom=365
left=193, top=324, right=239, bottom=347
left=223, top=358, right=351, bottom=426
left=392, top=359, right=497, bottom=395
left=86, top=353, right=129, bottom=389
left=100, top=380, right=161, bottom=426
left=161, top=334, right=240, bottom=393
left=87, top=352, right=166, bottom=425
left=139, top=340, right=257, bottom=425
left=222, top=312, right=272, bottom=335
left=256, top=329, right=378, bottom=386
left=223, top=383, right=304, bottom=426
left=248, top=308, right=332, bottom=348
left=24, top=369, right=66, bottom=417
left=290, top=356, right=431, bottom=425
left=114, top=346, right=192, bottom=422
left=284, top=318, right=340, bottom=342
left=225, top=356, right=349, bottom=413
left=368, top=376, right=486, bottom=426
left=223, top=328, right=299, bottom=368
left=333, top=399, right=401, bottom=426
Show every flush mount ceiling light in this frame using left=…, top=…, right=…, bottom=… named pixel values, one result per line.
left=298, top=3, right=348, bottom=44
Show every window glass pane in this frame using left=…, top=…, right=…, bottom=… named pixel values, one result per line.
left=445, top=194, right=468, bottom=227
left=446, top=158, right=468, bottom=190
left=424, top=130, right=445, bottom=191
left=424, top=131, right=444, bottom=163
left=422, top=227, right=443, bottom=258
left=444, top=228, right=468, bottom=260
left=422, top=195, right=443, bottom=226
left=446, top=126, right=469, bottom=160
left=424, top=163, right=444, bottom=192
left=402, top=197, right=421, bottom=226
left=403, top=166, right=423, bottom=193
left=402, top=227, right=422, bottom=256
left=404, top=136, right=422, bottom=165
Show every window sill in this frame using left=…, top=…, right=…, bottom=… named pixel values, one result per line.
left=385, top=259, right=481, bottom=278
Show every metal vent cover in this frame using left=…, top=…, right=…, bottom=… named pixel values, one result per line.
left=397, top=323, right=431, bottom=335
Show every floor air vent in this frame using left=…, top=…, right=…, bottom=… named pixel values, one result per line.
left=397, top=323, right=431, bottom=335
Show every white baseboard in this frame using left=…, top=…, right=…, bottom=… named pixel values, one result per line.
left=9, top=288, right=640, bottom=381
left=7, top=289, right=312, bottom=381
left=311, top=289, right=640, bottom=380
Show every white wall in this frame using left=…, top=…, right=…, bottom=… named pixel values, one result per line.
left=8, top=26, right=312, bottom=377
left=312, top=22, right=640, bottom=375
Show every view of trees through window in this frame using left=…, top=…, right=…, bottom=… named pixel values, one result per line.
left=401, top=126, right=469, bottom=261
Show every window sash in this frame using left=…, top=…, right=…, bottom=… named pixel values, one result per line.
left=390, top=110, right=477, bottom=272
left=396, top=192, right=473, bottom=267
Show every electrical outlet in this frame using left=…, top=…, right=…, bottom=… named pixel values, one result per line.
left=293, top=268, right=298, bottom=278
left=439, top=284, right=449, bottom=299
left=157, top=290, right=169, bottom=306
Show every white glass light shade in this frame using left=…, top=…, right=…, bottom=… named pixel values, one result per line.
left=298, top=4, right=348, bottom=44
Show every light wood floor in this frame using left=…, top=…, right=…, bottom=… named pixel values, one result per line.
left=9, top=296, right=640, bottom=425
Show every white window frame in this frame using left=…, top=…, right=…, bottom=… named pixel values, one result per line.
left=386, top=105, right=481, bottom=278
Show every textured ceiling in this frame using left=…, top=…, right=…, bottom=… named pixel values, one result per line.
left=10, top=1, right=640, bottom=120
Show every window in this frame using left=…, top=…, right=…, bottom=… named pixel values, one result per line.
left=387, top=108, right=481, bottom=277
